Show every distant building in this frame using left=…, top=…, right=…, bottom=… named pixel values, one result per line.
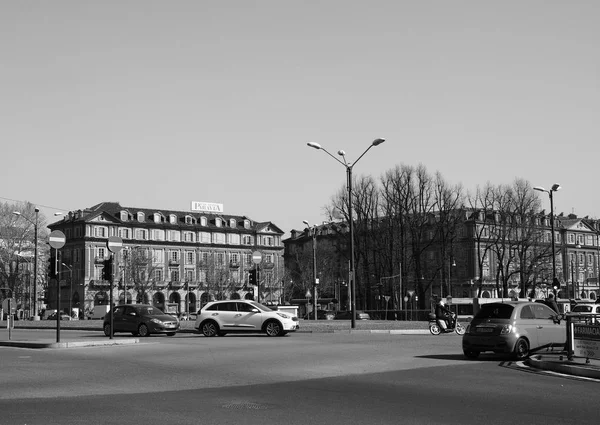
left=47, top=202, right=285, bottom=317
left=283, top=210, right=600, bottom=313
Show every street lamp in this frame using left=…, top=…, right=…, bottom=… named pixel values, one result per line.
left=62, top=263, right=73, bottom=318
left=13, top=208, right=40, bottom=320
left=307, top=138, right=385, bottom=328
left=534, top=184, right=561, bottom=296
left=303, top=220, right=318, bottom=321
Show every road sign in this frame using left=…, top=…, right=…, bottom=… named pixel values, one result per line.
left=2, top=298, right=17, bottom=313
left=252, top=251, right=262, bottom=264
left=107, top=236, right=123, bottom=253
left=49, top=230, right=66, bottom=249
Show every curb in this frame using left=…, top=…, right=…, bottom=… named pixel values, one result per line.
left=0, top=338, right=140, bottom=349
left=525, top=355, right=600, bottom=380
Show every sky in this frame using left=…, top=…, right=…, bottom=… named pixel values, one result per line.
left=1, top=1, right=599, bottom=235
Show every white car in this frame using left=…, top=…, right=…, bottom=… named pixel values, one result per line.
left=195, top=300, right=299, bottom=337
left=571, top=303, right=600, bottom=324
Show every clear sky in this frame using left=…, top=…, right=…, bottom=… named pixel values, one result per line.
left=1, top=1, right=598, bottom=235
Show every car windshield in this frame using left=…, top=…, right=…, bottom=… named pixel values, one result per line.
left=248, top=301, right=272, bottom=312
left=138, top=306, right=165, bottom=316
left=474, top=303, right=514, bottom=320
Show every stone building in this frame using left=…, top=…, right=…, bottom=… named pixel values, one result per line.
left=47, top=202, right=285, bottom=317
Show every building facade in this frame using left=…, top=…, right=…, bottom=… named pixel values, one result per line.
left=47, top=202, right=285, bottom=317
left=283, top=211, right=600, bottom=314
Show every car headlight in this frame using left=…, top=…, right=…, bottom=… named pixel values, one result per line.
left=150, top=318, right=165, bottom=325
left=276, top=312, right=290, bottom=319
left=500, top=324, right=513, bottom=335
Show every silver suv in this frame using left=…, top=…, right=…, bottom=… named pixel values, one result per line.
left=195, top=300, right=299, bottom=337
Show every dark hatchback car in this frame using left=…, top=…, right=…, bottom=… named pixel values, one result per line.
left=103, top=304, right=180, bottom=337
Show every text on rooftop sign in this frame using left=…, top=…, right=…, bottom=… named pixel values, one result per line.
left=190, top=201, right=224, bottom=213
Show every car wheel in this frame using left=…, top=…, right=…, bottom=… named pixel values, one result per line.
left=103, top=323, right=111, bottom=337
left=138, top=324, right=150, bottom=337
left=201, top=320, right=219, bottom=337
left=514, top=337, right=530, bottom=360
left=463, top=349, right=480, bottom=359
left=264, top=320, right=283, bottom=337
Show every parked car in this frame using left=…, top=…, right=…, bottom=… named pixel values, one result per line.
left=462, top=301, right=566, bottom=360
left=47, top=312, right=71, bottom=321
left=304, top=310, right=335, bottom=320
left=195, top=300, right=299, bottom=337
left=103, top=304, right=180, bottom=337
left=570, top=303, right=600, bottom=324
left=334, top=310, right=371, bottom=320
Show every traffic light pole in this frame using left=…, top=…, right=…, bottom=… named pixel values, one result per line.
left=256, top=266, right=261, bottom=304
left=55, top=248, right=61, bottom=343
left=109, top=253, right=114, bottom=340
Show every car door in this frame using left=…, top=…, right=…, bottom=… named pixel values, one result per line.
left=121, top=306, right=139, bottom=332
left=215, top=302, right=238, bottom=330
left=518, top=305, right=540, bottom=349
left=231, top=302, right=263, bottom=330
left=111, top=306, right=127, bottom=332
left=531, top=303, right=565, bottom=349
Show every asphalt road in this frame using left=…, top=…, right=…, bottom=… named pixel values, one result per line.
left=0, top=331, right=597, bottom=425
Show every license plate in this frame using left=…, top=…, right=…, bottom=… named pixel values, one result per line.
left=477, top=327, right=494, bottom=333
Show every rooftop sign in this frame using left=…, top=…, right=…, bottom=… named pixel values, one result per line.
left=191, top=201, right=224, bottom=214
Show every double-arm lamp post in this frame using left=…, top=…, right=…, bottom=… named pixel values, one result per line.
left=533, top=184, right=561, bottom=296
left=13, top=208, right=40, bottom=319
left=307, top=138, right=385, bottom=328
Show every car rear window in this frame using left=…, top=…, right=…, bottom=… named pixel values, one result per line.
left=475, top=304, right=514, bottom=319
left=572, top=305, right=593, bottom=313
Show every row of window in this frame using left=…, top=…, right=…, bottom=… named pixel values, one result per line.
left=87, top=226, right=279, bottom=247
left=93, top=266, right=275, bottom=284
left=93, top=247, right=274, bottom=266
left=119, top=211, right=251, bottom=229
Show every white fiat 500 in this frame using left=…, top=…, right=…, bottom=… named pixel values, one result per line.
left=195, top=300, right=299, bottom=337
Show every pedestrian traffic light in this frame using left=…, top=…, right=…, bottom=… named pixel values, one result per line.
left=48, top=255, right=56, bottom=278
left=102, top=257, right=113, bottom=282
left=249, top=269, right=256, bottom=285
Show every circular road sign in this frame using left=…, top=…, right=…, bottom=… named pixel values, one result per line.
left=107, top=236, right=123, bottom=253
left=2, top=298, right=17, bottom=314
left=48, top=230, right=66, bottom=249
left=252, top=251, right=263, bottom=264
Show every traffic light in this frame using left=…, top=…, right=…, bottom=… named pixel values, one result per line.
left=102, top=257, right=113, bottom=282
left=48, top=255, right=56, bottom=278
left=249, top=269, right=256, bottom=285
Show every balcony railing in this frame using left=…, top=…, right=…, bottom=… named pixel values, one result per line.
left=168, top=260, right=180, bottom=266
left=94, top=257, right=105, bottom=264
left=262, top=262, right=275, bottom=269
left=229, top=261, right=240, bottom=268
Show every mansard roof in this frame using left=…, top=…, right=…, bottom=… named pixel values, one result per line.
left=49, top=201, right=283, bottom=235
